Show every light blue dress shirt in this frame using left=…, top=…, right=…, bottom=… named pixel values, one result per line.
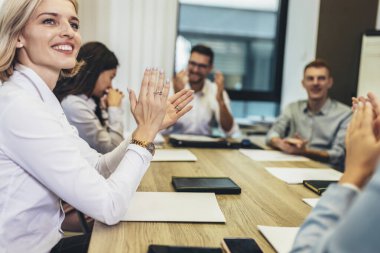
left=266, top=99, right=351, bottom=169
left=291, top=166, right=380, bottom=253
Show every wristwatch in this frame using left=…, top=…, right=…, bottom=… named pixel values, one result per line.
left=130, top=138, right=155, bottom=156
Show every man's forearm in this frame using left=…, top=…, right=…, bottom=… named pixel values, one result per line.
left=269, top=137, right=283, bottom=149
left=218, top=100, right=234, bottom=132
left=303, top=149, right=330, bottom=163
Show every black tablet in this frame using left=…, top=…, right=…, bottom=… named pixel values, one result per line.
left=172, top=177, right=241, bottom=194
left=147, top=245, right=222, bottom=253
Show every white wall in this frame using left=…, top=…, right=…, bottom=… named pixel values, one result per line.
left=280, top=0, right=320, bottom=110
left=78, top=0, right=112, bottom=45
left=77, top=0, right=178, bottom=130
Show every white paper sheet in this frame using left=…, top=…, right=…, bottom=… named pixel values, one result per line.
left=169, top=134, right=223, bottom=142
left=152, top=149, right=197, bottom=162
left=239, top=149, right=310, bottom=162
left=123, top=192, right=225, bottom=223
left=302, top=198, right=320, bottom=208
left=258, top=225, right=299, bottom=253
left=265, top=167, right=342, bottom=184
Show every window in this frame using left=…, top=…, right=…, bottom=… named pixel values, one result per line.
left=175, top=0, right=288, bottom=118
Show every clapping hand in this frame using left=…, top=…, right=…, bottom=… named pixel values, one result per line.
left=352, top=92, right=380, bottom=140
left=342, top=101, right=380, bottom=188
left=161, top=88, right=194, bottom=130
left=173, top=70, right=189, bottom=93
left=129, top=68, right=169, bottom=142
left=214, top=71, right=225, bottom=102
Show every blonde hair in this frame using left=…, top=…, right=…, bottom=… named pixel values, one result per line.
left=0, top=0, right=80, bottom=82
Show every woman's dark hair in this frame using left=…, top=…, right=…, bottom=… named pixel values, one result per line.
left=54, top=42, right=119, bottom=125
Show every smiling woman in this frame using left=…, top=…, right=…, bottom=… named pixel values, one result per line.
left=0, top=0, right=81, bottom=83
left=0, top=0, right=193, bottom=252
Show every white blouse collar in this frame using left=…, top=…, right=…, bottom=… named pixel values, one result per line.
left=10, top=64, right=64, bottom=114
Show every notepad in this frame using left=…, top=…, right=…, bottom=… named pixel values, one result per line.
left=303, top=180, right=337, bottom=195
left=123, top=192, right=225, bottom=223
left=239, top=149, right=310, bottom=161
left=302, top=198, right=320, bottom=207
left=152, top=149, right=197, bottom=162
left=265, top=167, right=342, bottom=184
left=172, top=177, right=241, bottom=194
left=257, top=225, right=299, bottom=253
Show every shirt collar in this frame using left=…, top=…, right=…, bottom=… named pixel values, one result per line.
left=303, top=98, right=331, bottom=115
left=11, top=64, right=64, bottom=114
left=188, top=79, right=210, bottom=96
left=319, top=98, right=332, bottom=114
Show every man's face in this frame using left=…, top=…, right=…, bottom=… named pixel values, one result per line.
left=302, top=67, right=333, bottom=102
left=187, top=52, right=212, bottom=85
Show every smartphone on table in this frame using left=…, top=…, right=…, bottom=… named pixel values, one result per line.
left=221, top=238, right=263, bottom=253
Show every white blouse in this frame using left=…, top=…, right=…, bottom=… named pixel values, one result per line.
left=61, top=94, right=124, bottom=154
left=0, top=65, right=152, bottom=253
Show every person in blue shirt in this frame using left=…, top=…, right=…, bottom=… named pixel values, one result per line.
left=291, top=92, right=380, bottom=253
left=267, top=59, right=351, bottom=170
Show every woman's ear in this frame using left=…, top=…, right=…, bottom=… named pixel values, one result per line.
left=16, top=36, right=25, bottom=48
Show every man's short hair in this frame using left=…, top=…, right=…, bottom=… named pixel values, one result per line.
left=191, top=44, right=214, bottom=66
left=304, top=59, right=332, bottom=77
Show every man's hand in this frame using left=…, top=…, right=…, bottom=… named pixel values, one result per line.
left=173, top=70, right=188, bottom=93
left=214, top=71, right=225, bottom=102
left=352, top=92, right=380, bottom=140
left=271, top=137, right=306, bottom=155
left=284, top=133, right=308, bottom=148
left=341, top=102, right=380, bottom=188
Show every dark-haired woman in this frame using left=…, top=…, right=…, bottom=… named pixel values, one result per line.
left=55, top=41, right=125, bottom=154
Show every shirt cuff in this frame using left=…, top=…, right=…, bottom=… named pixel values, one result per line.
left=108, top=106, right=123, bottom=113
left=107, top=107, right=124, bottom=129
left=265, top=131, right=280, bottom=145
left=340, top=183, right=361, bottom=193
left=127, top=144, right=153, bottom=162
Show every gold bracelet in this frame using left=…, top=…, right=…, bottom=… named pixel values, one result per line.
left=130, top=138, right=155, bottom=156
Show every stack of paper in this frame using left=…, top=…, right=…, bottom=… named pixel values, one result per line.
left=258, top=225, right=299, bottom=253
left=302, top=198, right=320, bottom=208
left=239, top=149, right=310, bottom=162
left=265, top=167, right=342, bottom=184
left=152, top=149, right=197, bottom=162
left=122, top=192, right=225, bottom=223
left=169, top=134, right=223, bottom=142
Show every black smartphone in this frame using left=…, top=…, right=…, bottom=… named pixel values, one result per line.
left=147, top=244, right=222, bottom=253
left=221, top=238, right=263, bottom=253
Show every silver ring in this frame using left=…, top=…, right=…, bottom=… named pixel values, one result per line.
left=175, top=105, right=181, bottom=111
left=153, top=91, right=163, bottom=95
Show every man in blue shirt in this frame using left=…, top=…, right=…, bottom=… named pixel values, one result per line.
left=291, top=92, right=380, bottom=253
left=266, top=59, right=351, bottom=169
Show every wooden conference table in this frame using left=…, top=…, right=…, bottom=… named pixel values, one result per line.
left=88, top=147, right=324, bottom=253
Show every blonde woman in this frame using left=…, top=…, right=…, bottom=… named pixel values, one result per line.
left=0, top=0, right=192, bottom=252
